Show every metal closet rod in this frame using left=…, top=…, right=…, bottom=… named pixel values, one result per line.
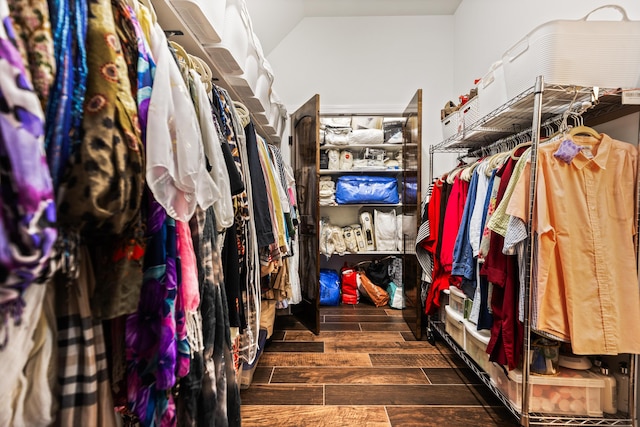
left=462, top=114, right=566, bottom=160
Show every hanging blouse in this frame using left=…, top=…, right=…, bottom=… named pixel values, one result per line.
left=145, top=22, right=217, bottom=222
left=190, top=69, right=234, bottom=230
left=507, top=135, right=640, bottom=355
left=244, top=122, right=275, bottom=248
left=0, top=4, right=56, bottom=340
left=259, top=137, right=289, bottom=251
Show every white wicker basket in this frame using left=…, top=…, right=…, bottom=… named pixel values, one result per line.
left=502, top=5, right=640, bottom=98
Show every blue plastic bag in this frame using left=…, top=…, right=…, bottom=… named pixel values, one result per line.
left=320, top=269, right=341, bottom=306
left=404, top=176, right=418, bottom=204
left=335, top=175, right=399, bottom=204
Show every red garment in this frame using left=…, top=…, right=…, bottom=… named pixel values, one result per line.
left=482, top=147, right=527, bottom=370
left=440, top=175, right=469, bottom=273
left=421, top=179, right=443, bottom=254
left=424, top=176, right=468, bottom=315
left=423, top=180, right=445, bottom=314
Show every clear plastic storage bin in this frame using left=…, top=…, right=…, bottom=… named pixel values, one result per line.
left=444, top=305, right=465, bottom=349
left=464, top=321, right=491, bottom=373
left=503, top=368, right=605, bottom=417
left=448, top=286, right=466, bottom=317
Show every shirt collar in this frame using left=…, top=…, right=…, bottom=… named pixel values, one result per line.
left=570, top=134, right=610, bottom=170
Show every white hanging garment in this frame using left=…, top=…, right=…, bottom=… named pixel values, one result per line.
left=190, top=69, right=234, bottom=230
left=145, top=23, right=218, bottom=221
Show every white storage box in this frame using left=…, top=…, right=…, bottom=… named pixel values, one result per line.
left=477, top=61, right=508, bottom=118
left=464, top=321, right=491, bottom=373
left=448, top=286, right=466, bottom=317
left=502, top=5, right=640, bottom=98
left=204, top=0, right=251, bottom=75
left=228, top=52, right=265, bottom=112
left=441, top=110, right=461, bottom=140
left=438, top=289, right=450, bottom=323
left=459, top=97, right=480, bottom=129
left=502, top=368, right=604, bottom=417
left=444, top=305, right=465, bottom=349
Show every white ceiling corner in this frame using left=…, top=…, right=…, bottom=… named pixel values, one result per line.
left=246, top=0, right=462, bottom=55
left=303, top=0, right=463, bottom=17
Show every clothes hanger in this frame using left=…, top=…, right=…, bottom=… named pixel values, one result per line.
left=568, top=125, right=601, bottom=140
left=565, top=110, right=602, bottom=142
left=190, top=55, right=213, bottom=93
left=490, top=151, right=510, bottom=170
left=169, top=41, right=194, bottom=71
left=446, top=166, right=464, bottom=184
left=511, top=140, right=532, bottom=160
left=460, top=160, right=479, bottom=182
left=233, top=101, right=251, bottom=128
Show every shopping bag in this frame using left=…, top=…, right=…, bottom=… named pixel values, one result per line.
left=357, top=271, right=390, bottom=307
left=320, top=269, right=341, bottom=306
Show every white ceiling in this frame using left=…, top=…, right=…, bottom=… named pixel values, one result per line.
left=246, top=0, right=463, bottom=55
left=304, top=0, right=463, bottom=17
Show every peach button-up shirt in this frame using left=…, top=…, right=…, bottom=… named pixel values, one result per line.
left=507, top=134, right=640, bottom=355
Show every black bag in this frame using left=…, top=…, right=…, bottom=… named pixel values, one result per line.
left=366, top=258, right=391, bottom=288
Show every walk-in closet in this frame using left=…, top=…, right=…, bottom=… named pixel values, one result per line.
left=1, top=0, right=640, bottom=426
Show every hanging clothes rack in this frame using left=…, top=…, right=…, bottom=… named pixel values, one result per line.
left=426, top=77, right=639, bottom=427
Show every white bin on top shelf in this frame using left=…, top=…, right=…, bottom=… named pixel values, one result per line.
left=203, top=0, right=252, bottom=75
left=270, top=103, right=287, bottom=140
left=502, top=5, right=640, bottom=98
left=477, top=61, right=508, bottom=118
left=170, top=0, right=226, bottom=44
left=252, top=70, right=273, bottom=114
left=228, top=52, right=271, bottom=114
left=253, top=100, right=270, bottom=126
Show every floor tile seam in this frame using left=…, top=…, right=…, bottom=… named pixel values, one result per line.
left=383, top=406, right=392, bottom=427
left=268, top=382, right=432, bottom=386
left=383, top=404, right=499, bottom=408
left=322, top=384, right=491, bottom=387
left=242, top=403, right=499, bottom=408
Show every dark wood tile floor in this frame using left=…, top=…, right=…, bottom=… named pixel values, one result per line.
left=240, top=303, right=520, bottom=426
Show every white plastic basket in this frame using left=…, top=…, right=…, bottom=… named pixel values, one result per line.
left=477, top=61, right=508, bottom=118
left=460, top=97, right=480, bottom=129
left=441, top=110, right=461, bottom=140
left=502, top=5, right=640, bottom=98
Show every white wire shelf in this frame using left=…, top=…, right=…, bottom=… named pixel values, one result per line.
left=320, top=143, right=409, bottom=150
left=319, top=169, right=404, bottom=174
left=326, top=250, right=404, bottom=256
left=320, top=203, right=403, bottom=207
left=430, top=85, right=626, bottom=154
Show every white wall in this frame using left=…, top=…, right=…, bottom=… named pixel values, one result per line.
left=453, top=0, right=640, bottom=95
left=244, top=0, right=304, bottom=55
left=260, top=0, right=640, bottom=184
left=266, top=15, right=456, bottom=190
